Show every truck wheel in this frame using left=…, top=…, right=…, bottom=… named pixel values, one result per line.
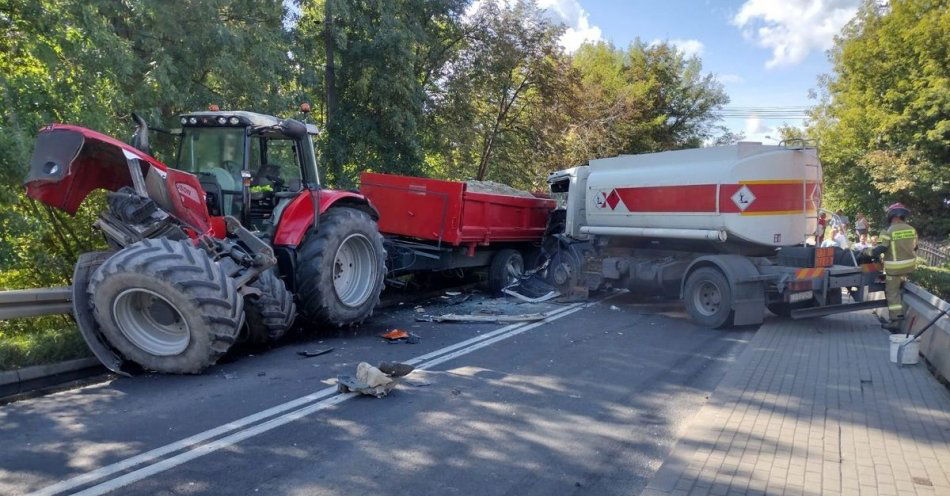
left=87, top=238, right=243, bottom=374
left=244, top=269, right=296, bottom=343
left=296, top=207, right=386, bottom=327
left=488, top=249, right=524, bottom=295
left=684, top=267, right=734, bottom=328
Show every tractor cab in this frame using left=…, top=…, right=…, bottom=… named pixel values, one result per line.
left=172, top=111, right=320, bottom=233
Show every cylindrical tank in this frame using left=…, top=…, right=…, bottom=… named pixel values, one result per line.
left=582, top=142, right=821, bottom=250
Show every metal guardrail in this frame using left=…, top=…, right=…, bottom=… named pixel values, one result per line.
left=0, top=287, right=73, bottom=320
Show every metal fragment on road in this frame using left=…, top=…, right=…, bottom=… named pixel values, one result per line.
left=418, top=312, right=547, bottom=323
left=297, top=348, right=334, bottom=358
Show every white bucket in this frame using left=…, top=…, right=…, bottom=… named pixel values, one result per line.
left=889, top=335, right=919, bottom=364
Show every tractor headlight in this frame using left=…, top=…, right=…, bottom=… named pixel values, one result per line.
left=217, top=116, right=227, bottom=125
left=188, top=117, right=197, bottom=125
left=180, top=117, right=188, bottom=125
left=229, top=116, right=239, bottom=125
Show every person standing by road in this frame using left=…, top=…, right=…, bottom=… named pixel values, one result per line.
left=863, top=203, right=917, bottom=331
left=855, top=212, right=869, bottom=241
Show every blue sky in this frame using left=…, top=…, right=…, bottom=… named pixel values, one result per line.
left=536, top=0, right=863, bottom=142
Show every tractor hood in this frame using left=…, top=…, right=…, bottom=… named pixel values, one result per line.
left=25, top=124, right=167, bottom=214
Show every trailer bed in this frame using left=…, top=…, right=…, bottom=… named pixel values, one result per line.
left=360, top=173, right=555, bottom=246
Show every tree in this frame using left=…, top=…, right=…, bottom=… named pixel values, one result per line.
left=807, top=0, right=949, bottom=235
left=0, top=0, right=297, bottom=287
left=426, top=0, right=570, bottom=187
left=298, top=0, right=469, bottom=187
left=559, top=40, right=729, bottom=167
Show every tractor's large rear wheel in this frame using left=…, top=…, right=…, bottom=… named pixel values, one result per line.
left=87, top=238, right=244, bottom=373
left=296, top=207, right=385, bottom=327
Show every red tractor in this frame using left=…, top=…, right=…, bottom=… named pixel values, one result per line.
left=25, top=110, right=386, bottom=374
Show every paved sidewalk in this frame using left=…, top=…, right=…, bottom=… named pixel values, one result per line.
left=643, top=310, right=950, bottom=496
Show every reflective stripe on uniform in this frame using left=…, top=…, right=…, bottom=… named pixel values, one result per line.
left=883, top=258, right=916, bottom=270
left=891, top=229, right=916, bottom=240
left=888, top=304, right=903, bottom=312
left=879, top=234, right=891, bottom=242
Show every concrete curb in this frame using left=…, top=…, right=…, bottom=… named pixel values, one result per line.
left=0, top=357, right=101, bottom=388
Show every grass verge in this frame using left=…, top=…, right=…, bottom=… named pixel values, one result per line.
left=0, top=316, right=90, bottom=371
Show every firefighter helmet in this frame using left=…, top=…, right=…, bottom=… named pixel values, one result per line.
left=885, top=202, right=910, bottom=223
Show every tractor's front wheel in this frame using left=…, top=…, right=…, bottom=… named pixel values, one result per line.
left=243, top=269, right=296, bottom=343
left=296, top=207, right=386, bottom=327
left=87, top=238, right=244, bottom=373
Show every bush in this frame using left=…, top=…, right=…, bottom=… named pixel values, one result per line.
left=912, top=263, right=950, bottom=302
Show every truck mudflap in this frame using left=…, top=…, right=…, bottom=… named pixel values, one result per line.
left=71, top=251, right=133, bottom=376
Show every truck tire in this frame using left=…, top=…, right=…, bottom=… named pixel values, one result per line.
left=684, top=267, right=734, bottom=328
left=488, top=249, right=524, bottom=295
left=87, top=238, right=243, bottom=374
left=244, top=269, right=296, bottom=343
left=296, top=207, right=386, bottom=327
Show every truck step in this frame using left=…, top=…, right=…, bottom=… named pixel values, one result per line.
left=791, top=299, right=887, bottom=319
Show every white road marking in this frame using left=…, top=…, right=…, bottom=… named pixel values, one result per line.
left=28, top=300, right=600, bottom=496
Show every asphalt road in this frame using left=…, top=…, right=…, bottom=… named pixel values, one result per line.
left=0, top=291, right=755, bottom=496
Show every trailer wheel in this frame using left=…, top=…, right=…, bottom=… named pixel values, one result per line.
left=243, top=269, right=296, bottom=343
left=296, top=207, right=386, bottom=327
left=488, top=249, right=524, bottom=294
left=684, top=267, right=734, bottom=328
left=87, top=238, right=243, bottom=374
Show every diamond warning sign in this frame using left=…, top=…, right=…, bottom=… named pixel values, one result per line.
left=730, top=185, right=756, bottom=211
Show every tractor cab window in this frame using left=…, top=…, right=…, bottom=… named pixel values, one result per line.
left=246, top=135, right=305, bottom=232
left=249, top=136, right=303, bottom=193
left=176, top=127, right=245, bottom=216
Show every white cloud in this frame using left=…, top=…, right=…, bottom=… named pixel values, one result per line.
left=733, top=0, right=860, bottom=68
left=537, top=0, right=603, bottom=52
left=718, top=73, right=745, bottom=84
left=744, top=116, right=773, bottom=137
left=651, top=38, right=706, bottom=58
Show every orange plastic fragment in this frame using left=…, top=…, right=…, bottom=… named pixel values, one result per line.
left=381, top=329, right=409, bottom=340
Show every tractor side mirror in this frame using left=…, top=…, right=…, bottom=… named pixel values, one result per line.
left=278, top=118, right=308, bottom=139
left=130, top=113, right=150, bottom=154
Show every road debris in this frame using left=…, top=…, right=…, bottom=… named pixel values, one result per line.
left=418, top=312, right=546, bottom=323
left=610, top=305, right=620, bottom=311
left=381, top=329, right=409, bottom=340
left=297, top=348, right=334, bottom=358
left=445, top=291, right=462, bottom=296
left=414, top=305, right=425, bottom=313
left=337, top=361, right=415, bottom=398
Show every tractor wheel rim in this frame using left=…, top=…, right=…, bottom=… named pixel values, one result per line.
left=333, top=233, right=377, bottom=307
left=112, top=288, right=190, bottom=356
left=693, top=281, right=722, bottom=317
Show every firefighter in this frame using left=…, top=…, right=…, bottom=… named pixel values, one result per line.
left=864, top=203, right=917, bottom=331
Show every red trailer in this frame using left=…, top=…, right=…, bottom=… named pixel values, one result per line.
left=359, top=172, right=555, bottom=292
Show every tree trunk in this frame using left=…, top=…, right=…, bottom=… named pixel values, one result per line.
left=323, top=0, right=340, bottom=184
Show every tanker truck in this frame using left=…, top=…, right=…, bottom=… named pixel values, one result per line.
left=537, top=140, right=884, bottom=328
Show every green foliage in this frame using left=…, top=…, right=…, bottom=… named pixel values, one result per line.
left=0, top=0, right=736, bottom=369
left=808, top=0, right=949, bottom=235
left=912, top=263, right=950, bottom=301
